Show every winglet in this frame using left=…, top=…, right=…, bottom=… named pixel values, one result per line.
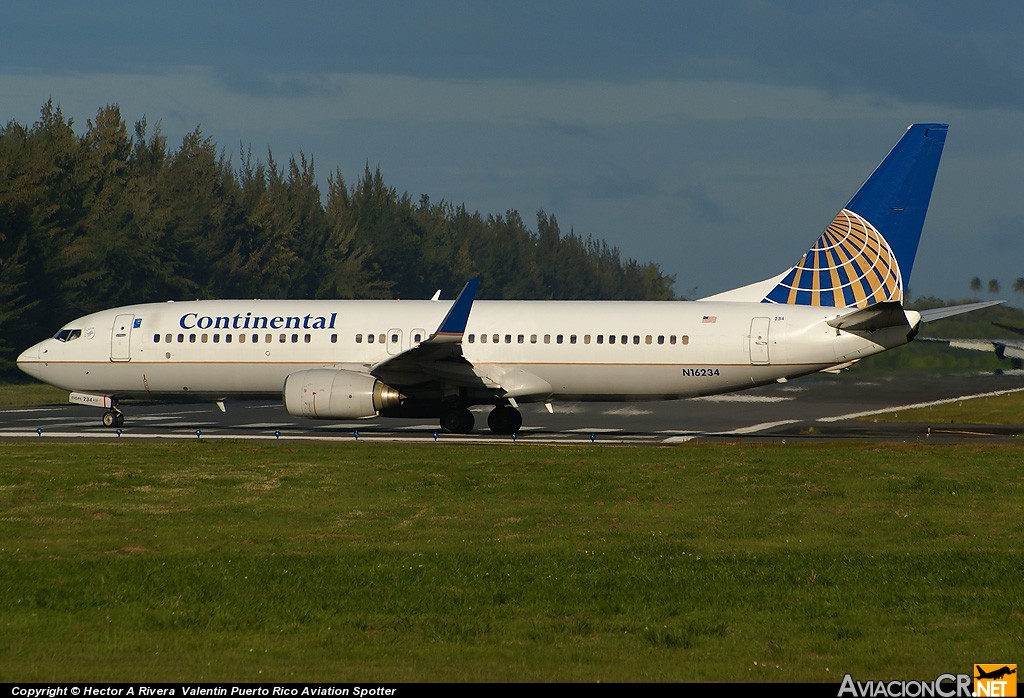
left=433, top=278, right=480, bottom=340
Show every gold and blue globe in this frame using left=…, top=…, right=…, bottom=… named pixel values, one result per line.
left=763, top=209, right=903, bottom=307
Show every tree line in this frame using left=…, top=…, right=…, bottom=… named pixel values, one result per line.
left=0, top=102, right=675, bottom=367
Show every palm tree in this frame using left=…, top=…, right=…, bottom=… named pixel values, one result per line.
left=969, top=276, right=983, bottom=293
left=988, top=279, right=1001, bottom=295
left=1014, top=277, right=1024, bottom=295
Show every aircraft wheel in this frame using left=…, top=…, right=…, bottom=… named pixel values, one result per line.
left=102, top=410, right=122, bottom=428
left=487, top=405, right=522, bottom=435
left=440, top=408, right=475, bottom=434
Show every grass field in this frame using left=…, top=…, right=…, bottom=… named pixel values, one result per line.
left=0, top=381, right=68, bottom=407
left=1, top=440, right=1021, bottom=682
left=862, top=388, right=1024, bottom=426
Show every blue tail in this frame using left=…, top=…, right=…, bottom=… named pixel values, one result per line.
left=762, top=124, right=948, bottom=307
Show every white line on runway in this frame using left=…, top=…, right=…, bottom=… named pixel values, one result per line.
left=817, top=386, right=1024, bottom=423
left=0, top=407, right=68, bottom=414
left=691, top=395, right=793, bottom=403
left=0, top=431, right=607, bottom=445
left=720, top=419, right=801, bottom=434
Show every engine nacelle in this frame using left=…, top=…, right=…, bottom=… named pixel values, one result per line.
left=283, top=369, right=402, bottom=419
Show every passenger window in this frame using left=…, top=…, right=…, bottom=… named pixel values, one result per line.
left=153, top=333, right=160, bottom=343
left=356, top=334, right=363, bottom=343
left=633, top=335, right=640, bottom=344
left=544, top=334, right=551, bottom=344
left=597, top=335, right=604, bottom=344
left=505, top=334, right=512, bottom=344
left=517, top=334, right=524, bottom=344
left=556, top=335, right=563, bottom=344
left=177, top=334, right=184, bottom=343
left=681, top=335, right=690, bottom=345
left=584, top=335, right=591, bottom=344
left=569, top=335, right=577, bottom=344
left=265, top=334, right=272, bottom=344
left=330, top=334, right=337, bottom=344
left=165, top=334, right=172, bottom=343
left=379, top=334, right=386, bottom=344
left=291, top=334, right=298, bottom=343
left=480, top=334, right=487, bottom=344
left=657, top=335, right=665, bottom=345
left=189, top=334, right=196, bottom=343
left=225, top=334, right=233, bottom=344
left=239, top=334, right=246, bottom=344
left=391, top=334, right=398, bottom=343
left=367, top=334, right=375, bottom=343
left=670, top=335, right=677, bottom=345
left=213, top=334, right=220, bottom=343
left=621, top=335, right=628, bottom=344
left=530, top=334, right=537, bottom=344
left=645, top=335, right=652, bottom=345
left=609, top=335, right=616, bottom=345
left=492, top=334, right=499, bottom=344
left=468, top=334, right=475, bottom=344
left=304, top=334, right=311, bottom=343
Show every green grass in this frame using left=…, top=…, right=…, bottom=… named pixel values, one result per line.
left=0, top=381, right=68, bottom=407
left=863, top=389, right=1024, bottom=426
left=1, top=441, right=1021, bottom=682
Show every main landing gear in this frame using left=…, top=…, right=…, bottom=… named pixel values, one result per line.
left=438, top=405, right=523, bottom=435
left=101, top=409, right=125, bottom=428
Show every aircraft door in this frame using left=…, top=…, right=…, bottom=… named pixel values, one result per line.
left=386, top=328, right=403, bottom=356
left=749, top=317, right=770, bottom=365
left=111, top=313, right=135, bottom=362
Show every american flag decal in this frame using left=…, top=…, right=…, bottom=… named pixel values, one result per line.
left=702, top=315, right=717, bottom=323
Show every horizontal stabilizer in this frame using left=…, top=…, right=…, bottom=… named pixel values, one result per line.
left=918, top=300, right=1003, bottom=323
left=827, top=301, right=911, bottom=332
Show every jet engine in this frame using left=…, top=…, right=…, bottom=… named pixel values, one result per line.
left=283, top=369, right=402, bottom=419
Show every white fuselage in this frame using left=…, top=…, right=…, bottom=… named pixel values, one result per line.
left=16, top=298, right=915, bottom=404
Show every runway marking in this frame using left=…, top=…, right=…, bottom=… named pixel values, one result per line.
left=691, top=395, right=793, bottom=403
left=817, top=386, right=1024, bottom=423
left=720, top=419, right=801, bottom=434
left=661, top=435, right=699, bottom=443
left=0, top=407, right=68, bottom=414
left=602, top=407, right=654, bottom=416
left=0, top=430, right=611, bottom=445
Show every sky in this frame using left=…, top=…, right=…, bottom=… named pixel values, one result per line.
left=3, top=1, right=1023, bottom=301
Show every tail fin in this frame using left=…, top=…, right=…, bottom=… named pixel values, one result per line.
left=704, top=124, right=948, bottom=307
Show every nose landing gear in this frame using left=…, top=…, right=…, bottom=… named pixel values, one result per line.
left=101, top=409, right=125, bottom=428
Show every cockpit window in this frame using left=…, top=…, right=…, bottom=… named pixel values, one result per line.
left=53, top=329, right=82, bottom=342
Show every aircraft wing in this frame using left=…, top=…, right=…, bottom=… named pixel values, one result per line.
left=371, top=278, right=485, bottom=388
left=917, top=336, right=1024, bottom=361
left=371, top=278, right=554, bottom=399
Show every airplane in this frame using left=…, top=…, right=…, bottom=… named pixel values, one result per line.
left=16, top=123, right=1001, bottom=434
left=918, top=321, right=1024, bottom=369
left=975, top=666, right=1016, bottom=681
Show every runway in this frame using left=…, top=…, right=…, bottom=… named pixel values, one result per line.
left=3, top=370, right=1023, bottom=444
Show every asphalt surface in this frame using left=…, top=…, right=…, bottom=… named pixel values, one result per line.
left=3, top=370, right=1023, bottom=444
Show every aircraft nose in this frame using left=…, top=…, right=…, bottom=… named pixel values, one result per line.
left=16, top=344, right=43, bottom=380
left=16, top=346, right=39, bottom=364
